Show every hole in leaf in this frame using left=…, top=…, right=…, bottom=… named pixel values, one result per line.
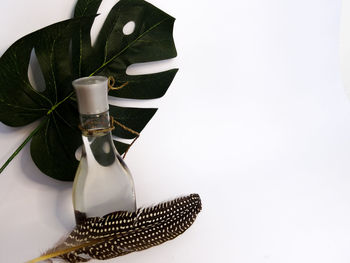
left=28, top=49, right=46, bottom=92
left=90, top=0, right=116, bottom=45
left=108, top=96, right=162, bottom=108
left=126, top=59, right=177, bottom=76
left=123, top=21, right=135, bottom=35
left=75, top=145, right=83, bottom=161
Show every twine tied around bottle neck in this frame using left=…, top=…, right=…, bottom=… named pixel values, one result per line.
left=78, top=117, right=140, bottom=158
left=78, top=116, right=139, bottom=137
left=78, top=117, right=115, bottom=137
left=108, top=76, right=129, bottom=91
left=78, top=76, right=138, bottom=158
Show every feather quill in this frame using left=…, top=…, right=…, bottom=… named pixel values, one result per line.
left=27, top=194, right=202, bottom=263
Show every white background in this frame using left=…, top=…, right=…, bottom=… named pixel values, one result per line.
left=1, top=0, right=350, bottom=262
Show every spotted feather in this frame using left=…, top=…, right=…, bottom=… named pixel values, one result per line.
left=28, top=194, right=201, bottom=263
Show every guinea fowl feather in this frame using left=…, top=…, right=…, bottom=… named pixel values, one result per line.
left=27, top=194, right=202, bottom=263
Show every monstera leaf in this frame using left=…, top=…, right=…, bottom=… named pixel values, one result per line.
left=0, top=0, right=177, bottom=181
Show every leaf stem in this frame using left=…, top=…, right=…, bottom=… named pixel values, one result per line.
left=47, top=91, right=75, bottom=115
left=0, top=120, right=47, bottom=174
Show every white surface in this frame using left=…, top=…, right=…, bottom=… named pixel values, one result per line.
left=1, top=0, right=350, bottom=262
left=341, top=0, right=350, bottom=97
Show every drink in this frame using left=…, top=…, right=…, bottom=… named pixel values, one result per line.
left=72, top=76, right=136, bottom=224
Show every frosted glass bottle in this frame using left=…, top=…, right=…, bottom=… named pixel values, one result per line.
left=72, top=76, right=136, bottom=224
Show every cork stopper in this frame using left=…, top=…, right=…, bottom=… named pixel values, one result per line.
left=72, top=76, right=109, bottom=115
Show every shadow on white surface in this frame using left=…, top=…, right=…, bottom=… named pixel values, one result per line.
left=19, top=141, right=74, bottom=230
left=0, top=123, right=23, bottom=134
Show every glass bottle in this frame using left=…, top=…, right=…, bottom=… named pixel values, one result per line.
left=72, top=76, right=136, bottom=224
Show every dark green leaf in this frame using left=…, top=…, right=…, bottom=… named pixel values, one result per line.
left=34, top=20, right=79, bottom=102
left=74, top=0, right=103, bottom=17
left=90, top=0, right=177, bottom=74
left=84, top=0, right=178, bottom=100
left=0, top=17, right=94, bottom=180
left=72, top=0, right=102, bottom=78
left=0, top=0, right=177, bottom=181
left=30, top=104, right=82, bottom=181
left=110, top=105, right=157, bottom=139
left=0, top=34, right=51, bottom=126
left=113, top=140, right=131, bottom=156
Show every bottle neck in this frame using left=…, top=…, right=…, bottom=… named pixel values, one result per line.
left=79, top=111, right=111, bottom=136
left=79, top=110, right=117, bottom=166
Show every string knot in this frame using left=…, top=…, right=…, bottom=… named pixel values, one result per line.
left=108, top=76, right=129, bottom=91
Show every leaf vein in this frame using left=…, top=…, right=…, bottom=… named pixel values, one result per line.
left=55, top=110, right=77, bottom=131
left=50, top=38, right=58, bottom=104
left=90, top=17, right=172, bottom=76
left=52, top=114, right=74, bottom=160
